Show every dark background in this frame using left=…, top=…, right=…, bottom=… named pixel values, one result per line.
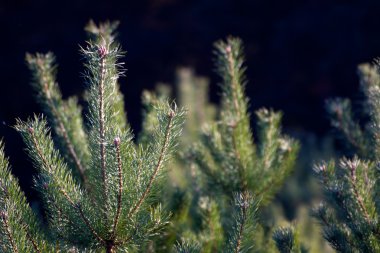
left=1, top=0, right=379, bottom=201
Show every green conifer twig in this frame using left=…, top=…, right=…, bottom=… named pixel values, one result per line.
left=26, top=53, right=89, bottom=185
left=112, top=137, right=123, bottom=237
left=128, top=108, right=176, bottom=218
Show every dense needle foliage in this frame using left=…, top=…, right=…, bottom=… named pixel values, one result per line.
left=5, top=19, right=376, bottom=253
left=309, top=62, right=380, bottom=252
left=0, top=21, right=186, bottom=252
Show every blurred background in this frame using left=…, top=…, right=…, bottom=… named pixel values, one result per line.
left=0, top=0, right=379, bottom=209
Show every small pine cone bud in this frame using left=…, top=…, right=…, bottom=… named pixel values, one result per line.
left=98, top=45, right=108, bottom=58
left=28, top=127, right=34, bottom=134
left=43, top=182, right=49, bottom=190
left=227, top=120, right=237, bottom=129
left=241, top=200, right=249, bottom=209
left=168, top=109, right=175, bottom=118
left=225, top=45, right=232, bottom=53
left=0, top=211, right=7, bottom=219
left=114, top=137, right=121, bottom=146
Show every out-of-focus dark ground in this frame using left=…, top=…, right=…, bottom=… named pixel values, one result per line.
left=0, top=0, right=379, bottom=202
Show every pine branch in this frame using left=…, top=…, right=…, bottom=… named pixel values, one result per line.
left=1, top=20, right=188, bottom=252
left=174, top=239, right=201, bottom=253
left=128, top=106, right=179, bottom=218
left=26, top=120, right=103, bottom=245
left=112, top=137, right=123, bottom=236
left=25, top=227, right=42, bottom=253
left=326, top=98, right=369, bottom=158
left=0, top=140, right=51, bottom=252
left=53, top=183, right=104, bottom=245
left=81, top=37, right=126, bottom=220
left=200, top=198, right=224, bottom=252
left=233, top=194, right=248, bottom=253
left=26, top=53, right=90, bottom=185
left=214, top=37, right=247, bottom=121
left=345, top=159, right=370, bottom=222
left=85, top=20, right=129, bottom=131
left=191, top=36, right=298, bottom=207
left=15, top=116, right=99, bottom=248
left=315, top=60, right=380, bottom=252
left=313, top=158, right=378, bottom=252
left=98, top=44, right=109, bottom=212
left=214, top=37, right=255, bottom=175
left=177, top=68, right=215, bottom=144
left=226, top=191, right=258, bottom=253
left=273, top=227, right=302, bottom=253
left=1, top=212, right=18, bottom=253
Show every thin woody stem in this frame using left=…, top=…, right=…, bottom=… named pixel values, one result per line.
left=226, top=43, right=248, bottom=189
left=46, top=194, right=89, bottom=239
left=29, top=128, right=54, bottom=174
left=58, top=187, right=105, bottom=244
left=1, top=182, right=41, bottom=253
left=233, top=191, right=249, bottom=253
left=128, top=110, right=175, bottom=218
left=28, top=128, right=105, bottom=245
left=1, top=212, right=18, bottom=253
left=34, top=58, right=87, bottom=184
left=348, top=163, right=371, bottom=222
left=231, top=126, right=246, bottom=189
left=24, top=226, right=41, bottom=253
left=226, top=44, right=241, bottom=120
left=42, top=80, right=86, bottom=184
left=112, top=137, right=123, bottom=236
left=98, top=47, right=109, bottom=213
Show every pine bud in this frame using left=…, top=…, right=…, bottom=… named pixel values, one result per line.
left=168, top=109, right=175, bottom=118
left=28, top=127, right=34, bottom=134
left=98, top=45, right=108, bottom=58
left=227, top=120, right=237, bottom=129
left=226, top=45, right=232, bottom=53
left=114, top=137, right=121, bottom=146
left=0, top=211, right=7, bottom=220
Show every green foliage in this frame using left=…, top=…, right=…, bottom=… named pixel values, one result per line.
left=84, top=20, right=129, bottom=132
left=314, top=61, right=380, bottom=252
left=0, top=140, right=53, bottom=252
left=272, top=226, right=306, bottom=253
left=225, top=191, right=258, bottom=253
left=325, top=63, right=380, bottom=160
left=191, top=37, right=299, bottom=204
left=326, top=98, right=369, bottom=158
left=0, top=20, right=186, bottom=252
left=1, top=21, right=301, bottom=253
left=26, top=52, right=90, bottom=184
left=169, top=37, right=299, bottom=252
left=312, top=158, right=380, bottom=252
left=174, top=239, right=201, bottom=253
left=176, top=68, right=216, bottom=146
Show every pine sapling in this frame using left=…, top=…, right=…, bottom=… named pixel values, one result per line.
left=0, top=21, right=186, bottom=252
left=175, top=37, right=299, bottom=252
left=312, top=62, right=380, bottom=252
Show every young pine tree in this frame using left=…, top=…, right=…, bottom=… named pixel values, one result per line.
left=174, top=37, right=300, bottom=252
left=132, top=37, right=300, bottom=253
left=0, top=21, right=185, bottom=252
left=311, top=62, right=380, bottom=252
